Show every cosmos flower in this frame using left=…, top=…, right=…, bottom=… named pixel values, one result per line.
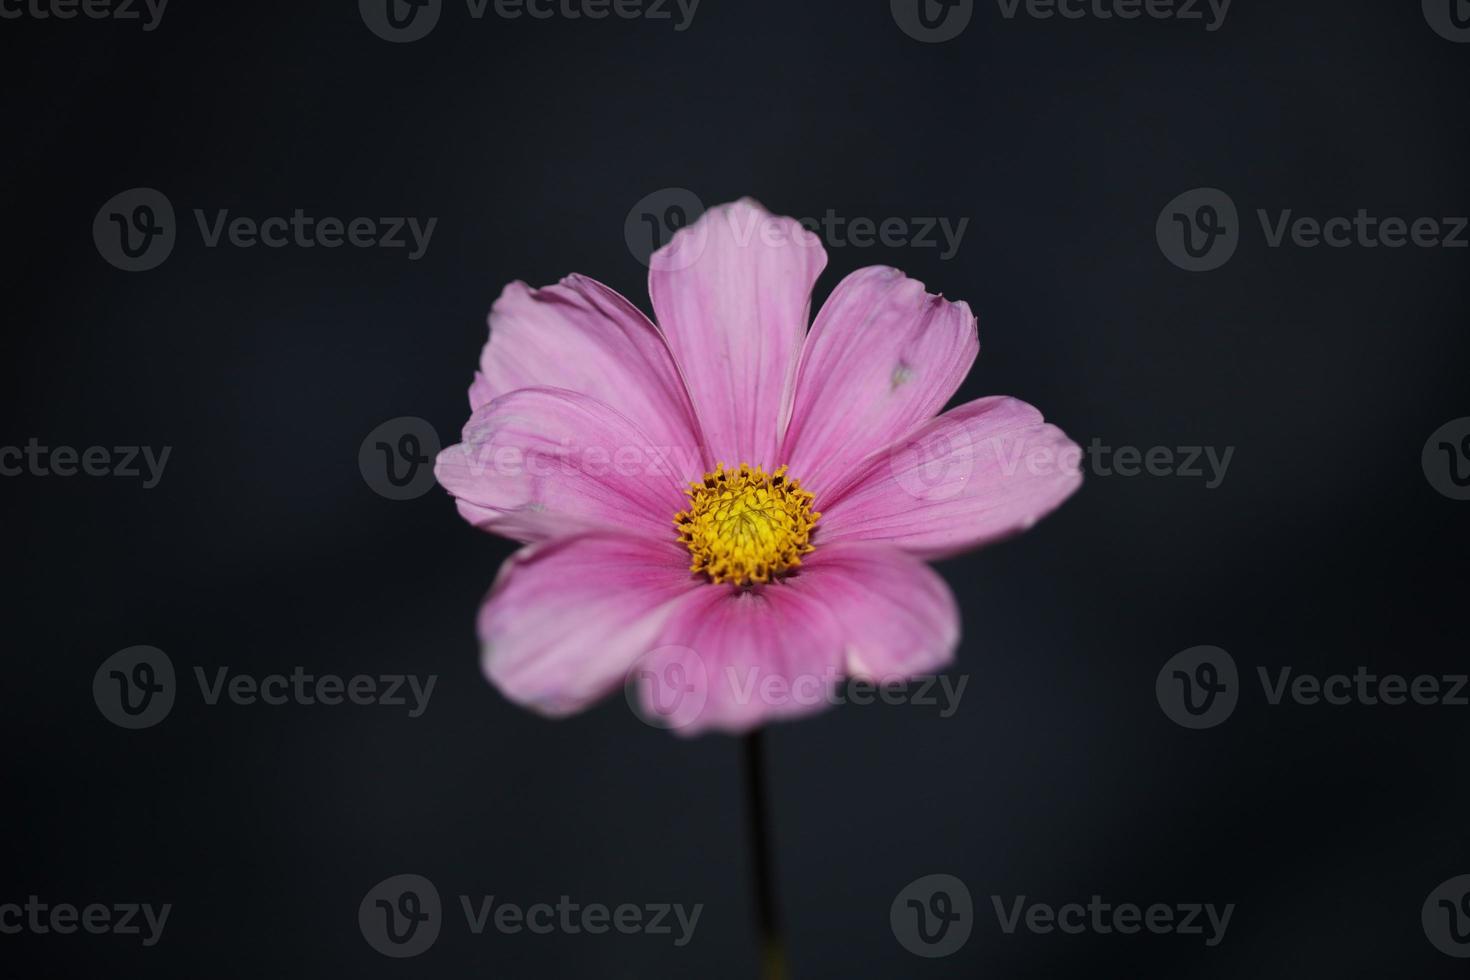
left=436, top=199, right=1081, bottom=734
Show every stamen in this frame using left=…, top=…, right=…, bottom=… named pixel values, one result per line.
left=674, top=463, right=820, bottom=587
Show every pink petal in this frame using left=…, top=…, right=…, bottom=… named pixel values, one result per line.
left=634, top=581, right=844, bottom=736
left=435, top=387, right=696, bottom=543
left=634, top=543, right=960, bottom=735
left=468, top=371, right=493, bottom=409
left=473, top=274, right=706, bottom=461
left=479, top=534, right=703, bottom=718
left=817, top=396, right=1083, bottom=558
left=798, top=542, right=960, bottom=680
left=648, top=198, right=827, bottom=469
left=780, top=266, right=978, bottom=496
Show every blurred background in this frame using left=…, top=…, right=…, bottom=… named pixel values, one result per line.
left=2, top=0, right=1468, bottom=975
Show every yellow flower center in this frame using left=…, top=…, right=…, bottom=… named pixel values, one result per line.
left=675, top=463, right=820, bottom=586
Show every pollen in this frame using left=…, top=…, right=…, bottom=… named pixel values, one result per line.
left=675, top=463, right=820, bottom=587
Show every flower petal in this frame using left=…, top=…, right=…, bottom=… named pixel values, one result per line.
left=635, top=581, right=845, bottom=736
left=649, top=198, right=827, bottom=469
left=473, top=274, right=706, bottom=460
left=435, top=387, right=696, bottom=543
left=798, top=542, right=960, bottom=679
left=634, top=543, right=958, bottom=735
left=817, top=396, right=1083, bottom=558
left=780, top=266, right=978, bottom=496
left=479, top=533, right=703, bottom=718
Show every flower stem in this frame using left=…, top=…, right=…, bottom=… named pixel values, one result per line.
left=743, top=730, right=787, bottom=979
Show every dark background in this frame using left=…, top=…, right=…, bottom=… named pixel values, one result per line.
left=3, top=0, right=1468, bottom=976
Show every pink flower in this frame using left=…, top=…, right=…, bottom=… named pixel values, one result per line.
left=436, top=199, right=1081, bottom=735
